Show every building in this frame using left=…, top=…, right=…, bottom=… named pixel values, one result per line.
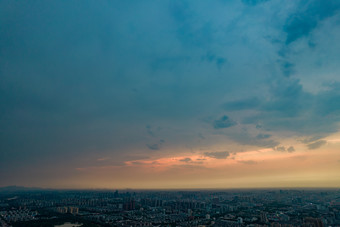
left=68, top=207, right=79, bottom=214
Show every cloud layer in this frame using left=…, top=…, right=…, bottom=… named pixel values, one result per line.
left=1, top=0, right=340, bottom=188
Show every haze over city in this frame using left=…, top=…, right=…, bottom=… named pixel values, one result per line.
left=1, top=0, right=340, bottom=189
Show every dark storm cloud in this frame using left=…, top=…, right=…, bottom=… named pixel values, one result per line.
left=283, top=1, right=340, bottom=44
left=146, top=140, right=165, bottom=151
left=204, top=151, right=230, bottom=159
left=277, top=1, right=340, bottom=78
left=242, top=0, right=270, bottom=6
left=213, top=115, right=237, bottom=129
left=238, top=78, right=340, bottom=137
left=146, top=144, right=160, bottom=150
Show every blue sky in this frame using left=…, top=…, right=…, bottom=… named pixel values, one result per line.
left=1, top=0, right=340, bottom=188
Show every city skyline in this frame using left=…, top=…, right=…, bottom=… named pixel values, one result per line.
left=1, top=0, right=340, bottom=189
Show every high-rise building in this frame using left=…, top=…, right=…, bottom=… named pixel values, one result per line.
left=56, top=207, right=68, bottom=213
left=68, top=207, right=79, bottom=214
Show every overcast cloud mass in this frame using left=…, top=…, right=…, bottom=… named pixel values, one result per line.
left=1, top=0, right=340, bottom=188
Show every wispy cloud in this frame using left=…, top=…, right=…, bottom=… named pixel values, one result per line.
left=307, top=140, right=327, bottom=150
left=204, top=151, right=230, bottom=159
left=238, top=160, right=257, bottom=165
left=179, top=158, right=192, bottom=163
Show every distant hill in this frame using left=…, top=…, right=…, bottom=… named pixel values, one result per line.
left=0, top=186, right=44, bottom=193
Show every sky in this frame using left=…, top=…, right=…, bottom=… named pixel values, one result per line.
left=1, top=0, right=340, bottom=189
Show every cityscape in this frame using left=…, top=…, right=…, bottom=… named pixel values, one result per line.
left=2, top=1, right=340, bottom=226
left=0, top=187, right=340, bottom=226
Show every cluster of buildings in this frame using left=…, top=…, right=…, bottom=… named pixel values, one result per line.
left=0, top=209, right=38, bottom=223
left=0, top=189, right=339, bottom=226
left=56, top=206, right=79, bottom=214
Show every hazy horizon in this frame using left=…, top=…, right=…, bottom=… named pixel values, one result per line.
left=1, top=185, right=340, bottom=191
left=1, top=0, right=340, bottom=189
